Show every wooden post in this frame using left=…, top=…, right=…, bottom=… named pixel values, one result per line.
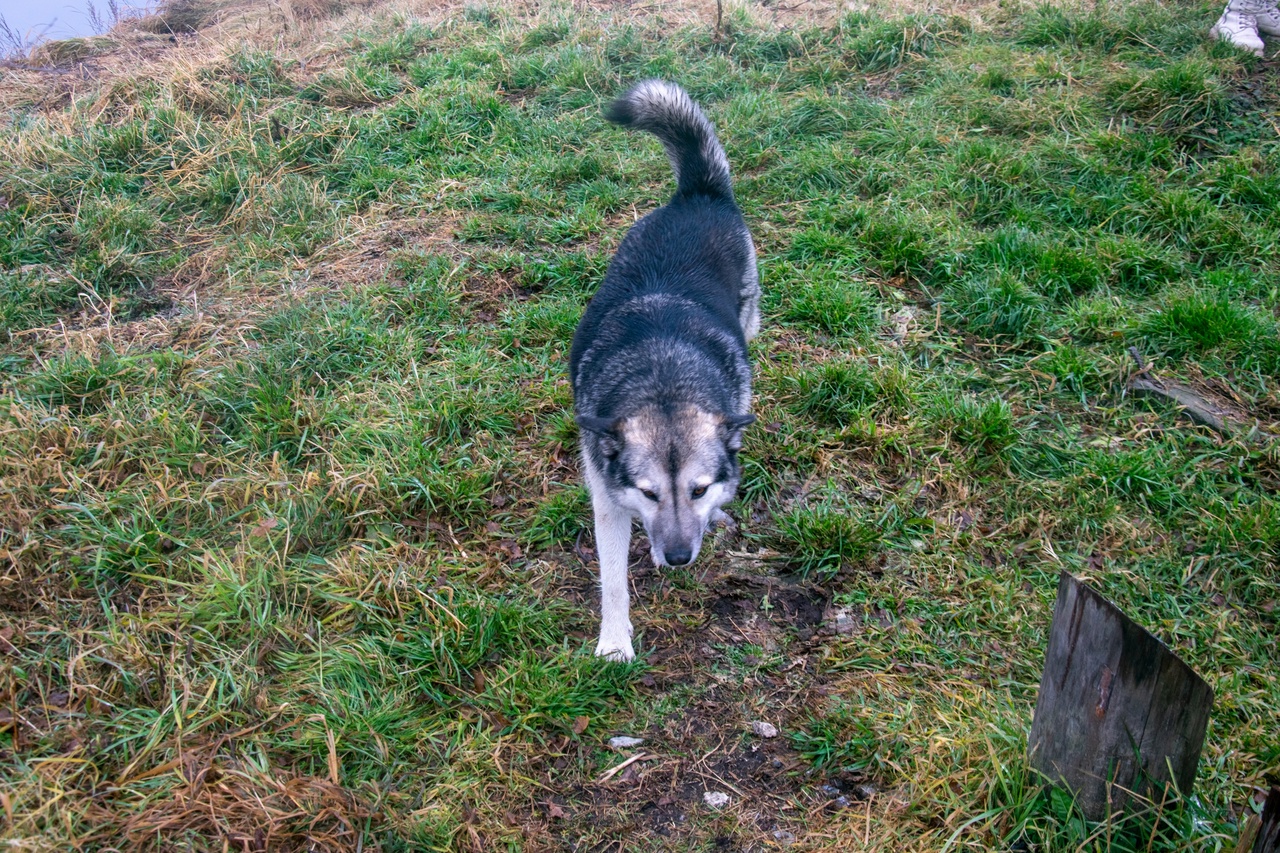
left=1237, top=786, right=1280, bottom=853
left=1254, top=786, right=1280, bottom=853
left=1028, top=572, right=1214, bottom=821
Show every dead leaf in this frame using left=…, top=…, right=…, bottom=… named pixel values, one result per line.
left=546, top=802, right=565, bottom=820
left=473, top=670, right=486, bottom=691
left=250, top=518, right=279, bottom=538
left=572, top=716, right=589, bottom=735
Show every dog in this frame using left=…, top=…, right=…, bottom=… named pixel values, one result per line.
left=569, top=80, right=760, bottom=662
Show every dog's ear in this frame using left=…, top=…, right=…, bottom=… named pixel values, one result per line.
left=576, top=415, right=625, bottom=459
left=720, top=412, right=755, bottom=453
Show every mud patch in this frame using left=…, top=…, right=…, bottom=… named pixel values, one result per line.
left=708, top=570, right=829, bottom=643
left=536, top=537, right=864, bottom=847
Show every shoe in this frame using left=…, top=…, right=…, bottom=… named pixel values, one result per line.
left=1212, top=0, right=1267, bottom=55
left=1254, top=1, right=1280, bottom=35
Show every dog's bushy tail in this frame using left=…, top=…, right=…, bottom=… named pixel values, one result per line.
left=605, top=80, right=733, bottom=201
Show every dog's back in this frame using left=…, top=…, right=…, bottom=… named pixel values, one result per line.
left=570, top=81, right=760, bottom=425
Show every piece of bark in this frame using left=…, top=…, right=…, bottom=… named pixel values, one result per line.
left=1127, top=376, right=1231, bottom=434
left=1029, top=572, right=1214, bottom=821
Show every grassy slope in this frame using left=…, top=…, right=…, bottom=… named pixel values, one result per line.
left=1, top=0, right=1278, bottom=849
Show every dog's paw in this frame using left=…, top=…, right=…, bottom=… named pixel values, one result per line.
left=595, top=623, right=635, bottom=662
left=594, top=638, right=636, bottom=662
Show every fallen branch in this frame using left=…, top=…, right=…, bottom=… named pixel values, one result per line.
left=1127, top=377, right=1231, bottom=435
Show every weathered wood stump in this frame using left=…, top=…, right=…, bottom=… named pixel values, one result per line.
left=1253, top=786, right=1280, bottom=853
left=1028, top=572, right=1214, bottom=821
left=1237, top=786, right=1280, bottom=853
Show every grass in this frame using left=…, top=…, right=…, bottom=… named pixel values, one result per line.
left=1, top=0, right=1278, bottom=849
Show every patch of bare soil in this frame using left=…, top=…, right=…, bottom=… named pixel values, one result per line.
left=707, top=568, right=829, bottom=643
left=532, top=524, right=881, bottom=850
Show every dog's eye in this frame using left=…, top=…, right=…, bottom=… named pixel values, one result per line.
left=691, top=485, right=707, bottom=499
left=641, top=489, right=659, bottom=502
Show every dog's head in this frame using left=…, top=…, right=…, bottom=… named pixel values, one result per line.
left=579, top=406, right=754, bottom=567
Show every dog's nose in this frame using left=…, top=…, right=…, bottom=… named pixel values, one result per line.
left=665, top=548, right=692, bottom=566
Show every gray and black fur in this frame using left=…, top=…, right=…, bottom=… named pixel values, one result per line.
left=570, top=80, right=760, bottom=661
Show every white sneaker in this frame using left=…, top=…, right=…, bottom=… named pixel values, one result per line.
left=1212, top=3, right=1266, bottom=55
left=1255, top=2, right=1280, bottom=35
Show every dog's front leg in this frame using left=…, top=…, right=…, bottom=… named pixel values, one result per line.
left=593, top=502, right=635, bottom=662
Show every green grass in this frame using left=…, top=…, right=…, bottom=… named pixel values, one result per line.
left=1, top=0, right=1278, bottom=850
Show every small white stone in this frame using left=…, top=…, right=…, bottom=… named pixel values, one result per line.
left=703, top=791, right=731, bottom=809
left=608, top=736, right=644, bottom=750
left=827, top=604, right=858, bottom=635
left=750, top=721, right=779, bottom=738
